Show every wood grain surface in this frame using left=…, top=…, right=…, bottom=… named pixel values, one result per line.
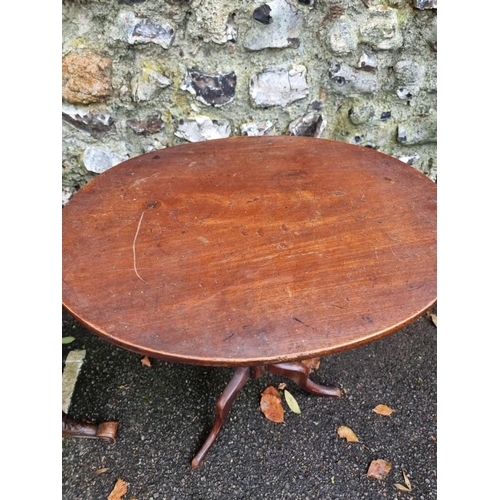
left=62, top=136, right=437, bottom=366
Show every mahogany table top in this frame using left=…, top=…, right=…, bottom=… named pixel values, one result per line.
left=62, top=136, right=437, bottom=367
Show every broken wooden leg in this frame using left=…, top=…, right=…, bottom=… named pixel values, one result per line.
left=62, top=412, right=119, bottom=443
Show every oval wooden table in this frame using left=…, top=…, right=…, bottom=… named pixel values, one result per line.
left=62, top=136, right=437, bottom=467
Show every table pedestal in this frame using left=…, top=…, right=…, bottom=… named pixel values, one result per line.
left=191, top=361, right=341, bottom=468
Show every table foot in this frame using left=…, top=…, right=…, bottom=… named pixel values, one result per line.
left=62, top=412, right=119, bottom=443
left=268, top=361, right=342, bottom=398
left=191, top=367, right=251, bottom=468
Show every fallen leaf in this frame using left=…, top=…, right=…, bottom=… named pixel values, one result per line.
left=278, top=382, right=287, bottom=390
left=372, top=404, right=394, bottom=416
left=394, top=470, right=412, bottom=491
left=301, top=357, right=321, bottom=371
left=337, top=425, right=359, bottom=442
left=107, top=478, right=128, bottom=500
left=403, top=470, right=412, bottom=489
left=394, top=483, right=412, bottom=492
left=62, top=336, right=75, bottom=344
left=95, top=468, right=109, bottom=474
left=426, top=311, right=437, bottom=326
left=260, top=386, right=284, bottom=423
left=141, top=356, right=151, bottom=367
left=284, top=389, right=301, bottom=414
left=367, top=459, right=392, bottom=480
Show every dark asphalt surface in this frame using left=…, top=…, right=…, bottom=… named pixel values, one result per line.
left=62, top=306, right=437, bottom=499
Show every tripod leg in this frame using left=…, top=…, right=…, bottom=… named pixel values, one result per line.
left=191, top=366, right=251, bottom=468
left=268, top=362, right=342, bottom=397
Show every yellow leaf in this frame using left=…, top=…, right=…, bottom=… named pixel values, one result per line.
left=337, top=425, right=359, bottom=442
left=284, top=389, right=301, bottom=414
left=372, top=404, right=394, bottom=416
left=402, top=470, right=412, bottom=490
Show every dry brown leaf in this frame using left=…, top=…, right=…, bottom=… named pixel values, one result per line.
left=260, top=386, right=284, bottom=423
left=107, top=478, right=128, bottom=500
left=301, top=357, right=321, bottom=372
left=278, top=382, right=287, bottom=390
left=394, top=470, right=412, bottom=491
left=403, top=470, right=412, bottom=489
left=95, top=468, right=109, bottom=474
left=372, top=404, right=394, bottom=416
left=141, top=356, right=151, bottom=367
left=394, top=483, right=412, bottom=492
left=367, top=459, right=392, bottom=480
left=337, top=425, right=359, bottom=442
left=426, top=311, right=437, bottom=326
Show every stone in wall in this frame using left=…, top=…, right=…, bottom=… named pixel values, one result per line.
left=287, top=113, right=326, bottom=137
left=221, top=13, right=238, bottom=44
left=62, top=104, right=115, bottom=139
left=181, top=70, right=237, bottom=107
left=130, top=69, right=172, bottom=102
left=359, top=6, right=403, bottom=50
left=116, top=11, right=175, bottom=49
left=397, top=153, right=420, bottom=165
left=329, top=62, right=377, bottom=95
left=174, top=116, right=231, bottom=142
left=421, top=15, right=437, bottom=51
left=357, top=52, right=377, bottom=71
left=415, top=0, right=437, bottom=9
left=126, top=114, right=164, bottom=135
left=329, top=21, right=358, bottom=56
left=250, top=66, right=309, bottom=107
left=62, top=51, right=112, bottom=104
left=240, top=121, right=275, bottom=136
left=189, top=2, right=238, bottom=45
left=394, top=60, right=425, bottom=100
left=348, top=104, right=374, bottom=125
left=83, top=146, right=128, bottom=174
left=397, top=114, right=437, bottom=145
left=244, top=0, right=303, bottom=51
left=62, top=187, right=73, bottom=206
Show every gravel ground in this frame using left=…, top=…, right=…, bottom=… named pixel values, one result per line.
left=62, top=306, right=437, bottom=500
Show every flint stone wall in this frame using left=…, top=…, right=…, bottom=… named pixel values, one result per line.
left=62, top=0, right=437, bottom=203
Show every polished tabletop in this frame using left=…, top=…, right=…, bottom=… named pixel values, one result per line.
left=62, top=136, right=437, bottom=367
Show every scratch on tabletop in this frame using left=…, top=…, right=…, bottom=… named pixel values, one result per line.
left=133, top=210, right=148, bottom=284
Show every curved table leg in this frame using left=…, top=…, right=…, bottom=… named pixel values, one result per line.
left=62, top=412, right=119, bottom=443
left=268, top=362, right=342, bottom=398
left=191, top=366, right=251, bottom=468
